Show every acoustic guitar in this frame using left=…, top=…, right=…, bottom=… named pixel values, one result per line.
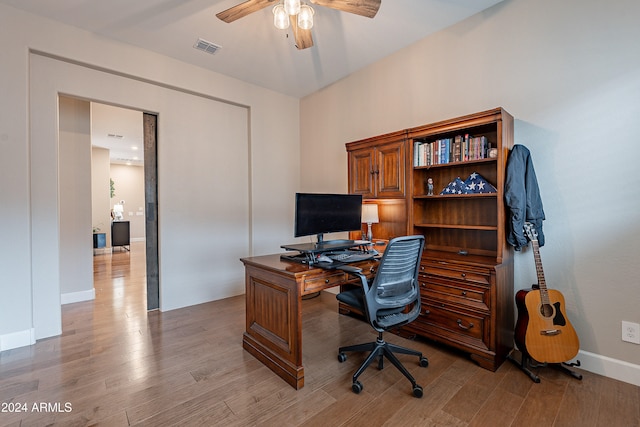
left=513, top=222, right=580, bottom=363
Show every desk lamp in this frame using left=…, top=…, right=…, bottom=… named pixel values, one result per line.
left=361, top=204, right=379, bottom=242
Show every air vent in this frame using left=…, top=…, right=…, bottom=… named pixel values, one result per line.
left=194, top=38, right=222, bottom=55
left=107, top=134, right=124, bottom=139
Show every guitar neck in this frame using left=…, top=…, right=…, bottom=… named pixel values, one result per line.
left=531, top=239, right=550, bottom=302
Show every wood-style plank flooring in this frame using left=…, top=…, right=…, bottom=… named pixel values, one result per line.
left=1, top=242, right=639, bottom=426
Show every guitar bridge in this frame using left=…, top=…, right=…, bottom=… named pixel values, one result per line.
left=540, top=329, right=561, bottom=336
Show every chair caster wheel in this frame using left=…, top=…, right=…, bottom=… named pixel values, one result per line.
left=419, top=356, right=429, bottom=367
left=338, top=352, right=347, bottom=363
left=352, top=381, right=363, bottom=394
left=413, top=385, right=423, bottom=398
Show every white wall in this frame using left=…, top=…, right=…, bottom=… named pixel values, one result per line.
left=91, top=146, right=112, bottom=246
left=300, top=0, right=640, bottom=385
left=109, top=164, right=145, bottom=240
left=59, top=96, right=94, bottom=304
left=0, top=3, right=299, bottom=349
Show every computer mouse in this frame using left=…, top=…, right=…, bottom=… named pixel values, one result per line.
left=316, top=254, right=332, bottom=263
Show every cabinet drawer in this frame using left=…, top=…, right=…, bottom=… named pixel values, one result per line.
left=303, top=272, right=345, bottom=293
left=418, top=275, right=490, bottom=311
left=416, top=301, right=489, bottom=349
left=420, top=264, right=490, bottom=285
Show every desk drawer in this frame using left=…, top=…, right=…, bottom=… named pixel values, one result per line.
left=414, top=301, right=489, bottom=350
left=419, top=275, right=490, bottom=311
left=421, top=266, right=490, bottom=285
left=303, top=260, right=377, bottom=294
left=303, top=271, right=345, bottom=293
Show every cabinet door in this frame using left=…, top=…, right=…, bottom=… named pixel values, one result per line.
left=348, top=148, right=375, bottom=198
left=112, top=221, right=130, bottom=246
left=376, top=140, right=405, bottom=198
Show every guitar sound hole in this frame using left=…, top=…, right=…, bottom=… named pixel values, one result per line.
left=539, top=304, right=554, bottom=318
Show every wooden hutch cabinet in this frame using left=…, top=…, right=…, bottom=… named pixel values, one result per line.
left=346, top=130, right=409, bottom=242
left=346, top=130, right=407, bottom=199
left=345, top=108, right=514, bottom=371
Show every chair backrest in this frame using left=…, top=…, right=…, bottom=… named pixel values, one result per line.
left=363, top=235, right=425, bottom=332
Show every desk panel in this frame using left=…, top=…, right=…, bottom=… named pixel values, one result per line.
left=240, top=254, right=378, bottom=389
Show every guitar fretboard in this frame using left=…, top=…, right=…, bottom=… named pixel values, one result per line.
left=531, top=238, right=550, bottom=306
left=524, top=222, right=550, bottom=306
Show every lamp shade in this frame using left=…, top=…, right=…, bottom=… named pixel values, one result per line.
left=273, top=4, right=289, bottom=29
left=284, top=0, right=301, bottom=15
left=297, top=4, right=314, bottom=30
left=361, top=204, right=379, bottom=224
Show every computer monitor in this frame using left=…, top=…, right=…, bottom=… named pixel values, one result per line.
left=294, top=193, right=362, bottom=244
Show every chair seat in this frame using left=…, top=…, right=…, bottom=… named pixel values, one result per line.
left=336, top=288, right=364, bottom=310
left=336, top=288, right=416, bottom=329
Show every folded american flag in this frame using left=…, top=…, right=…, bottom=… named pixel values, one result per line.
left=439, top=177, right=467, bottom=195
left=463, top=172, right=497, bottom=194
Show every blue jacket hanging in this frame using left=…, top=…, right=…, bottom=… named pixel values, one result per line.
left=504, top=144, right=545, bottom=250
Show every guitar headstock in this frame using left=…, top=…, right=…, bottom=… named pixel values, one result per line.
left=524, top=222, right=538, bottom=242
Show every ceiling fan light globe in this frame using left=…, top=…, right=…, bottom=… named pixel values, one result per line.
left=273, top=4, right=290, bottom=29
left=284, top=0, right=301, bottom=16
left=298, top=5, right=314, bottom=30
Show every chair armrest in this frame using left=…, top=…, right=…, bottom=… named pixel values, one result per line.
left=336, top=265, right=370, bottom=293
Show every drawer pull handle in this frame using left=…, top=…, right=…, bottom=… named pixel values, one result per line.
left=457, top=319, right=474, bottom=330
left=460, top=273, right=466, bottom=278
left=325, top=279, right=330, bottom=284
left=423, top=309, right=431, bottom=315
left=461, top=291, right=467, bottom=296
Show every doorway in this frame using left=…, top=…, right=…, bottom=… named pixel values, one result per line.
left=89, top=102, right=159, bottom=310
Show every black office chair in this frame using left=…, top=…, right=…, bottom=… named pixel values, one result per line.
left=336, top=235, right=428, bottom=397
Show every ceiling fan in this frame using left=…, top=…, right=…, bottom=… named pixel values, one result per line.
left=216, top=0, right=381, bottom=50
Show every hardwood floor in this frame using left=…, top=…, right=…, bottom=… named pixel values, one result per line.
left=1, top=241, right=639, bottom=426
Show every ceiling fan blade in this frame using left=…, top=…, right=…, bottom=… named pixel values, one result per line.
left=290, top=17, right=314, bottom=50
left=309, top=0, right=381, bottom=18
left=216, top=0, right=278, bottom=23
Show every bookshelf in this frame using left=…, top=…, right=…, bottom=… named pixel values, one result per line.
left=404, top=108, right=514, bottom=370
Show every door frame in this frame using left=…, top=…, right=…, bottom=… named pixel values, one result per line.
left=143, top=112, right=159, bottom=310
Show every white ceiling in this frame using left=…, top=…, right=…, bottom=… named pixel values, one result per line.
left=8, top=0, right=504, bottom=164
left=2, top=0, right=504, bottom=98
left=91, top=103, right=144, bottom=166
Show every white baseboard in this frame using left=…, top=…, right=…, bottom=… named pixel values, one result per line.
left=571, top=350, right=640, bottom=386
left=61, top=288, right=96, bottom=305
left=0, top=328, right=35, bottom=352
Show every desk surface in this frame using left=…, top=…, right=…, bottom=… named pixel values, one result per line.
left=241, top=253, right=320, bottom=275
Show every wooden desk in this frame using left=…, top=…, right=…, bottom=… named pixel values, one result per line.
left=240, top=253, right=378, bottom=389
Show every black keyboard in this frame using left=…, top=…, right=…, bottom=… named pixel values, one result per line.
left=327, top=252, right=375, bottom=263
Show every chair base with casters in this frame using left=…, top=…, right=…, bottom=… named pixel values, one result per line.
left=338, top=330, right=429, bottom=397
left=335, top=235, right=428, bottom=398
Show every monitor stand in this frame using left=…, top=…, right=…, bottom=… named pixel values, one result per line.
left=280, top=239, right=370, bottom=254
left=280, top=238, right=372, bottom=265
